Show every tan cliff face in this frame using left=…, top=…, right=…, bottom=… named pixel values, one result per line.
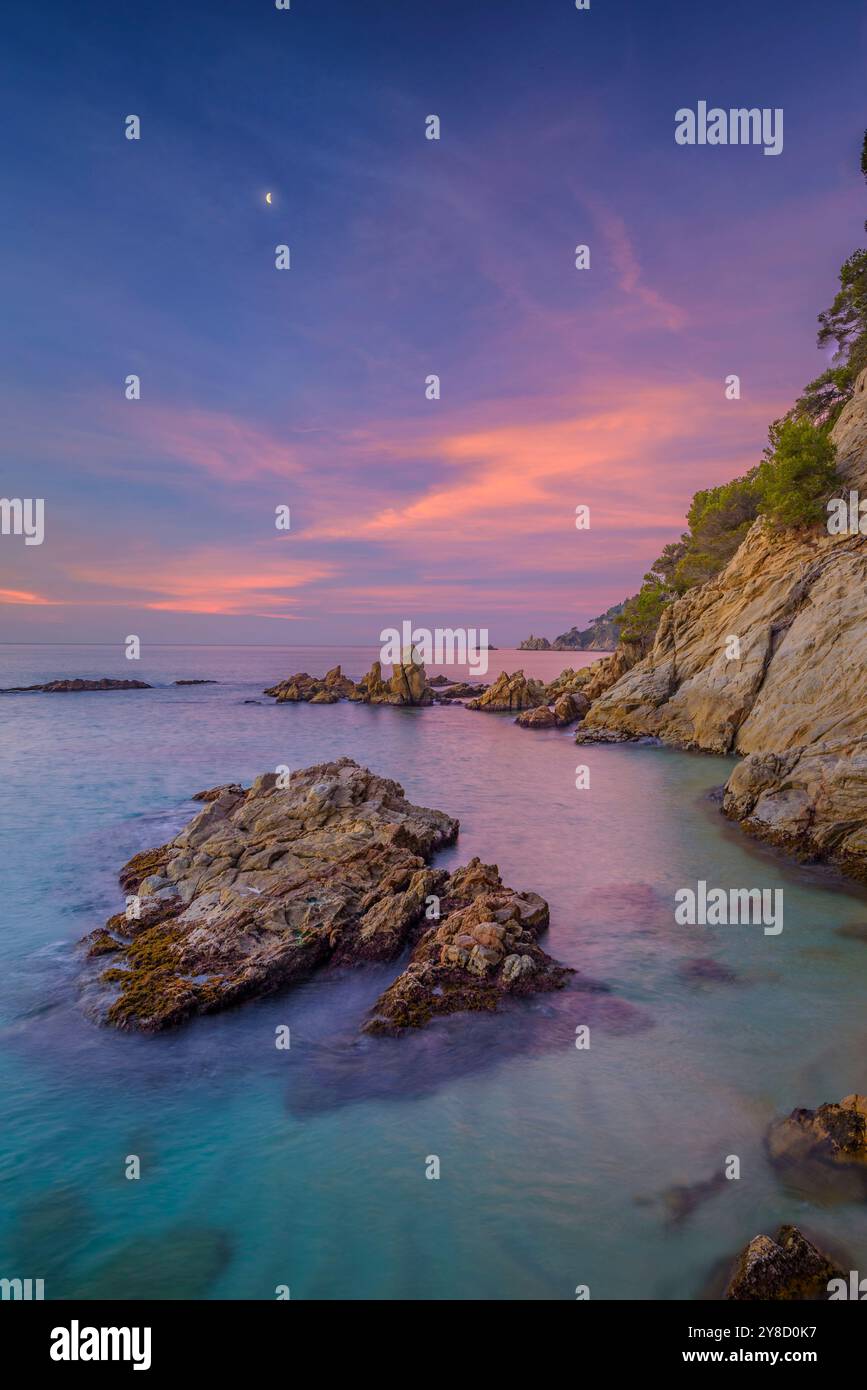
left=581, top=368, right=867, bottom=877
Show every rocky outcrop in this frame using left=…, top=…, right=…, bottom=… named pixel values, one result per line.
left=192, top=783, right=245, bottom=802
left=578, top=368, right=867, bottom=878
left=549, top=644, right=645, bottom=721
left=386, top=659, right=433, bottom=706
left=518, top=607, right=622, bottom=652
left=724, top=1225, right=844, bottom=1301
left=0, top=678, right=152, bottom=693
left=264, top=664, right=356, bottom=702
left=553, top=692, right=589, bottom=726
left=263, top=671, right=322, bottom=702
left=514, top=691, right=589, bottom=729
left=547, top=627, right=583, bottom=650
left=544, top=667, right=593, bottom=700
left=264, top=661, right=433, bottom=707
left=553, top=606, right=622, bottom=651
left=434, top=681, right=488, bottom=700
left=467, top=670, right=547, bottom=712
left=81, top=759, right=570, bottom=1033
left=364, top=857, right=571, bottom=1034
left=575, top=641, right=646, bottom=703
left=768, top=1094, right=867, bottom=1169
left=515, top=705, right=557, bottom=729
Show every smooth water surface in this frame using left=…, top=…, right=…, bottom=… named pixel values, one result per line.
left=2, top=644, right=867, bottom=1299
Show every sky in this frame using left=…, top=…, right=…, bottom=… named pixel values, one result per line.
left=1, top=0, right=866, bottom=647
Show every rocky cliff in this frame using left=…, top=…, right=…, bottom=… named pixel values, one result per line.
left=518, top=604, right=622, bottom=652
left=580, top=368, right=867, bottom=878
left=552, top=604, right=623, bottom=650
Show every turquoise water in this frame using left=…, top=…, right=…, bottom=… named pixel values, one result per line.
left=2, top=643, right=867, bottom=1300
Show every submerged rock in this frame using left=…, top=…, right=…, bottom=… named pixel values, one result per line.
left=82, top=759, right=570, bottom=1034
left=0, top=678, right=152, bottom=693
left=73, top=1227, right=231, bottom=1301
left=661, top=1170, right=726, bottom=1225
left=678, top=956, right=739, bottom=984
left=724, top=1225, right=844, bottom=1300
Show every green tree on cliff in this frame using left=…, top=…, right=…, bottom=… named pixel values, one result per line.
left=616, top=580, right=670, bottom=647
left=669, top=473, right=759, bottom=590
left=615, top=472, right=761, bottom=645
left=755, top=415, right=838, bottom=528
left=795, top=132, right=867, bottom=424
left=614, top=130, right=860, bottom=650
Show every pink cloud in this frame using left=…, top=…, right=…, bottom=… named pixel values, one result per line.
left=61, top=544, right=335, bottom=618
left=306, top=379, right=780, bottom=548
left=0, top=588, right=54, bottom=605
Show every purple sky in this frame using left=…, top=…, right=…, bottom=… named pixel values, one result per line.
left=2, top=0, right=866, bottom=646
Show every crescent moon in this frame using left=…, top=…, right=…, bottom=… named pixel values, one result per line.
left=265, top=192, right=272, bottom=204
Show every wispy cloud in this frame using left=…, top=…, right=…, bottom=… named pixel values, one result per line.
left=55, top=544, right=334, bottom=618
left=583, top=193, right=688, bottom=331
left=0, top=587, right=54, bottom=605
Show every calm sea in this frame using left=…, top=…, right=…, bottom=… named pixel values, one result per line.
left=1, top=643, right=866, bottom=1299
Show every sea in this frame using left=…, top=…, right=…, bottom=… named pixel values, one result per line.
left=1, top=643, right=866, bottom=1300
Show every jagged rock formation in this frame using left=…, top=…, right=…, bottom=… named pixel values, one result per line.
left=544, top=667, right=594, bottom=700
left=364, top=857, right=571, bottom=1034
left=467, top=670, right=547, bottom=712
left=725, top=1225, right=845, bottom=1300
left=578, top=369, right=867, bottom=878
left=514, top=691, right=589, bottom=729
left=386, top=659, right=433, bottom=706
left=264, top=661, right=433, bottom=707
left=517, top=635, right=551, bottom=650
left=553, top=692, right=588, bottom=726
left=81, top=759, right=571, bottom=1032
